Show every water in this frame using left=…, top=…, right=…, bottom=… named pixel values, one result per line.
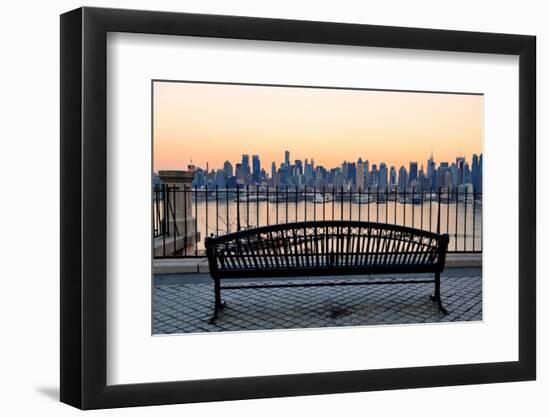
left=187, top=198, right=482, bottom=255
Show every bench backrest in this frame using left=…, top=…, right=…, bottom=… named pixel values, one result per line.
left=205, top=221, right=449, bottom=278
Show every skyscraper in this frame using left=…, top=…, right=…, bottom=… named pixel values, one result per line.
left=427, top=153, right=436, bottom=181
left=456, top=156, right=465, bottom=185
left=223, top=160, right=233, bottom=177
left=252, top=154, right=260, bottom=179
left=409, top=162, right=418, bottom=185
left=371, top=164, right=378, bottom=186
left=304, top=159, right=314, bottom=183
left=347, top=162, right=356, bottom=184
left=241, top=154, right=250, bottom=176
left=463, top=162, right=471, bottom=184
left=235, top=163, right=244, bottom=183
left=450, top=163, right=458, bottom=187
left=389, top=166, right=397, bottom=187
left=284, top=150, right=290, bottom=167
left=398, top=166, right=408, bottom=191
left=294, top=160, right=303, bottom=176
left=379, top=163, right=388, bottom=190
left=443, top=170, right=453, bottom=189
left=215, top=170, right=226, bottom=188
left=341, top=161, right=349, bottom=181
left=437, top=162, right=449, bottom=190
left=356, top=158, right=365, bottom=191
left=428, top=156, right=436, bottom=189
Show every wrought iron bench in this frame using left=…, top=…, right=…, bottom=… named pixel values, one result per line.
left=205, top=220, right=450, bottom=323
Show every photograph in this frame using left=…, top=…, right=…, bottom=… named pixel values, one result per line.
left=152, top=81, right=483, bottom=334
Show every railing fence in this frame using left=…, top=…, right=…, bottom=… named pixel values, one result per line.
left=153, top=185, right=482, bottom=258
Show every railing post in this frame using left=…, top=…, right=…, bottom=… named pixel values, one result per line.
left=184, top=185, right=188, bottom=256
left=411, top=186, right=415, bottom=228
left=463, top=187, right=468, bottom=252
left=215, top=185, right=219, bottom=236
left=205, top=184, right=209, bottom=239
left=358, top=187, right=361, bottom=221
left=340, top=186, right=344, bottom=221
left=246, top=184, right=249, bottom=229
left=266, top=187, right=269, bottom=226
left=236, top=187, right=241, bottom=231
left=276, top=185, right=279, bottom=224
left=385, top=187, right=388, bottom=224
left=162, top=184, right=166, bottom=255
left=295, top=186, right=298, bottom=222
left=472, top=191, right=477, bottom=251
left=256, top=186, right=260, bottom=227
left=226, top=188, right=229, bottom=234
left=458, top=188, right=459, bottom=252
left=285, top=186, right=289, bottom=223
left=437, top=187, right=442, bottom=234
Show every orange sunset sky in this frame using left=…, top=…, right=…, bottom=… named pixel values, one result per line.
left=153, top=82, right=483, bottom=172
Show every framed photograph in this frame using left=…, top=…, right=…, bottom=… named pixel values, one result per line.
left=60, top=6, right=536, bottom=409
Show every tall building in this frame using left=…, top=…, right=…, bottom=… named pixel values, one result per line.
left=356, top=158, right=365, bottom=191
left=435, top=162, right=449, bottom=190
left=241, top=154, right=250, bottom=176
left=215, top=170, right=226, bottom=188
left=409, top=162, right=418, bottom=185
left=371, top=164, right=378, bottom=186
left=304, top=158, right=314, bottom=182
left=252, top=155, right=260, bottom=179
left=379, top=163, right=388, bottom=190
left=456, top=156, right=465, bottom=185
left=235, top=163, right=244, bottom=183
left=294, top=160, right=303, bottom=176
left=450, top=163, right=458, bottom=187
left=443, top=170, right=453, bottom=189
left=348, top=162, right=356, bottom=184
left=427, top=153, right=436, bottom=181
left=398, top=166, right=408, bottom=191
left=284, top=150, right=290, bottom=167
left=341, top=161, right=349, bottom=180
left=463, top=162, right=471, bottom=184
left=389, top=166, right=397, bottom=187
left=223, top=160, right=233, bottom=177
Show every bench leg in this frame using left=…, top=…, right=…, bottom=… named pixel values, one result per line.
left=209, top=278, right=226, bottom=324
left=429, top=272, right=448, bottom=315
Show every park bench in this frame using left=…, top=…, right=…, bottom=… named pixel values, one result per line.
left=205, top=220, right=450, bottom=323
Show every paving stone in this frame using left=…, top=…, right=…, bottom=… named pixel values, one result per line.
left=152, top=270, right=482, bottom=334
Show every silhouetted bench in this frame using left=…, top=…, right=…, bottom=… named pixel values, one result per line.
left=205, top=220, right=450, bottom=323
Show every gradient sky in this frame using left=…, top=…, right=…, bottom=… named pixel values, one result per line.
left=153, top=81, right=483, bottom=172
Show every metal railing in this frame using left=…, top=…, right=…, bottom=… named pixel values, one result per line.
left=153, top=185, right=482, bottom=258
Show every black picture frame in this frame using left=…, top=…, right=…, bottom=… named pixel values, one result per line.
left=60, top=6, right=536, bottom=410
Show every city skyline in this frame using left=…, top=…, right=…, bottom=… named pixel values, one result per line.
left=181, top=149, right=483, bottom=193
left=153, top=81, right=483, bottom=172
left=180, top=149, right=476, bottom=174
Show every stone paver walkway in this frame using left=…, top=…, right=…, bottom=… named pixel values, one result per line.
left=153, top=268, right=482, bottom=334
